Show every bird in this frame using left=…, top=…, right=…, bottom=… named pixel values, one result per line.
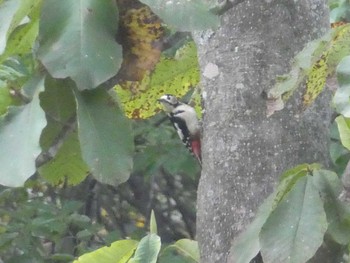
left=158, top=94, right=201, bottom=165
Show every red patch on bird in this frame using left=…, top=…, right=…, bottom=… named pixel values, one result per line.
left=191, top=140, right=201, bottom=165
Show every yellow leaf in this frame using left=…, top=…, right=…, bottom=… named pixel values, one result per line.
left=115, top=42, right=200, bottom=119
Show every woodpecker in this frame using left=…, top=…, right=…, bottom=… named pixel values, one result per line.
left=158, top=94, right=201, bottom=165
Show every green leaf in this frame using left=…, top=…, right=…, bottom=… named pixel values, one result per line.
left=335, top=115, right=350, bottom=151
left=0, top=86, right=14, bottom=115
left=260, top=176, right=327, bottom=263
left=159, top=239, right=199, bottom=263
left=327, top=26, right=350, bottom=70
left=329, top=122, right=350, bottom=173
left=150, top=210, right=157, bottom=234
left=1, top=21, right=38, bottom=61
left=39, top=132, right=89, bottom=185
left=333, top=56, right=350, bottom=116
left=73, top=239, right=138, bottom=263
left=0, top=232, right=19, bottom=248
left=38, top=78, right=88, bottom=185
left=76, top=229, right=93, bottom=240
left=129, top=234, right=161, bottom=263
left=272, top=164, right=320, bottom=209
left=0, top=0, right=42, bottom=63
left=0, top=0, right=21, bottom=54
left=0, top=58, right=29, bottom=87
left=37, top=0, right=122, bottom=91
left=279, top=163, right=316, bottom=181
left=267, top=25, right=350, bottom=116
left=0, top=1, right=41, bottom=63
left=69, top=213, right=91, bottom=225
left=329, top=141, right=350, bottom=174
left=43, top=79, right=74, bottom=109
left=266, top=32, right=332, bottom=116
left=139, top=0, right=219, bottom=31
left=312, top=169, right=350, bottom=244
left=74, top=88, right=134, bottom=185
left=39, top=78, right=76, bottom=149
left=0, top=76, right=46, bottom=187
left=330, top=1, right=350, bottom=23
left=229, top=194, right=275, bottom=263
left=304, top=25, right=350, bottom=108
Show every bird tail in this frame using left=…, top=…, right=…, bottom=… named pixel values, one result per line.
left=191, top=140, right=202, bottom=167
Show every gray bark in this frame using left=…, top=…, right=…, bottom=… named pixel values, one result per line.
left=194, top=1, right=331, bottom=262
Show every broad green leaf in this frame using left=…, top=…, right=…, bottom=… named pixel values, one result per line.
left=39, top=78, right=76, bottom=150
left=279, top=164, right=316, bottom=181
left=273, top=163, right=320, bottom=209
left=37, top=0, right=122, bottom=91
left=327, top=26, right=350, bottom=70
left=115, top=42, right=200, bottom=119
left=38, top=78, right=88, bottom=185
left=39, top=132, right=89, bottom=186
left=6, top=0, right=41, bottom=34
left=260, top=176, right=327, bottom=263
left=0, top=0, right=42, bottom=63
left=333, top=56, right=350, bottom=116
left=129, top=233, right=161, bottom=263
left=229, top=194, right=275, bottom=263
left=312, top=170, right=350, bottom=244
left=74, top=88, right=134, bottom=185
left=150, top=210, right=157, bottom=234
left=0, top=0, right=21, bottom=54
left=0, top=21, right=38, bottom=62
left=0, top=0, right=42, bottom=55
left=335, top=115, right=350, bottom=151
left=73, top=239, right=138, bottom=263
left=304, top=24, right=350, bottom=108
left=337, top=56, right=350, bottom=85
left=0, top=76, right=46, bottom=187
left=139, top=0, right=219, bottom=31
left=159, top=239, right=199, bottom=263
left=329, top=141, right=350, bottom=174
left=329, top=122, right=350, bottom=173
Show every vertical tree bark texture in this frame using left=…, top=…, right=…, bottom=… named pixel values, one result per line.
left=194, top=1, right=330, bottom=262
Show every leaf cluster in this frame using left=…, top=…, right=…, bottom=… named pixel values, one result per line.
left=73, top=211, right=200, bottom=263
left=0, top=0, right=206, bottom=261
left=0, top=0, right=213, bottom=187
left=0, top=187, right=99, bottom=263
left=230, top=165, right=350, bottom=263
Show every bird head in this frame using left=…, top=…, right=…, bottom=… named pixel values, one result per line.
left=158, top=94, right=180, bottom=113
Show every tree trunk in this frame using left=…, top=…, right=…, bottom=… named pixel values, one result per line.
left=194, top=1, right=331, bottom=262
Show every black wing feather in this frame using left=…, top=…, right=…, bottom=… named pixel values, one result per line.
left=169, top=113, right=192, bottom=151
